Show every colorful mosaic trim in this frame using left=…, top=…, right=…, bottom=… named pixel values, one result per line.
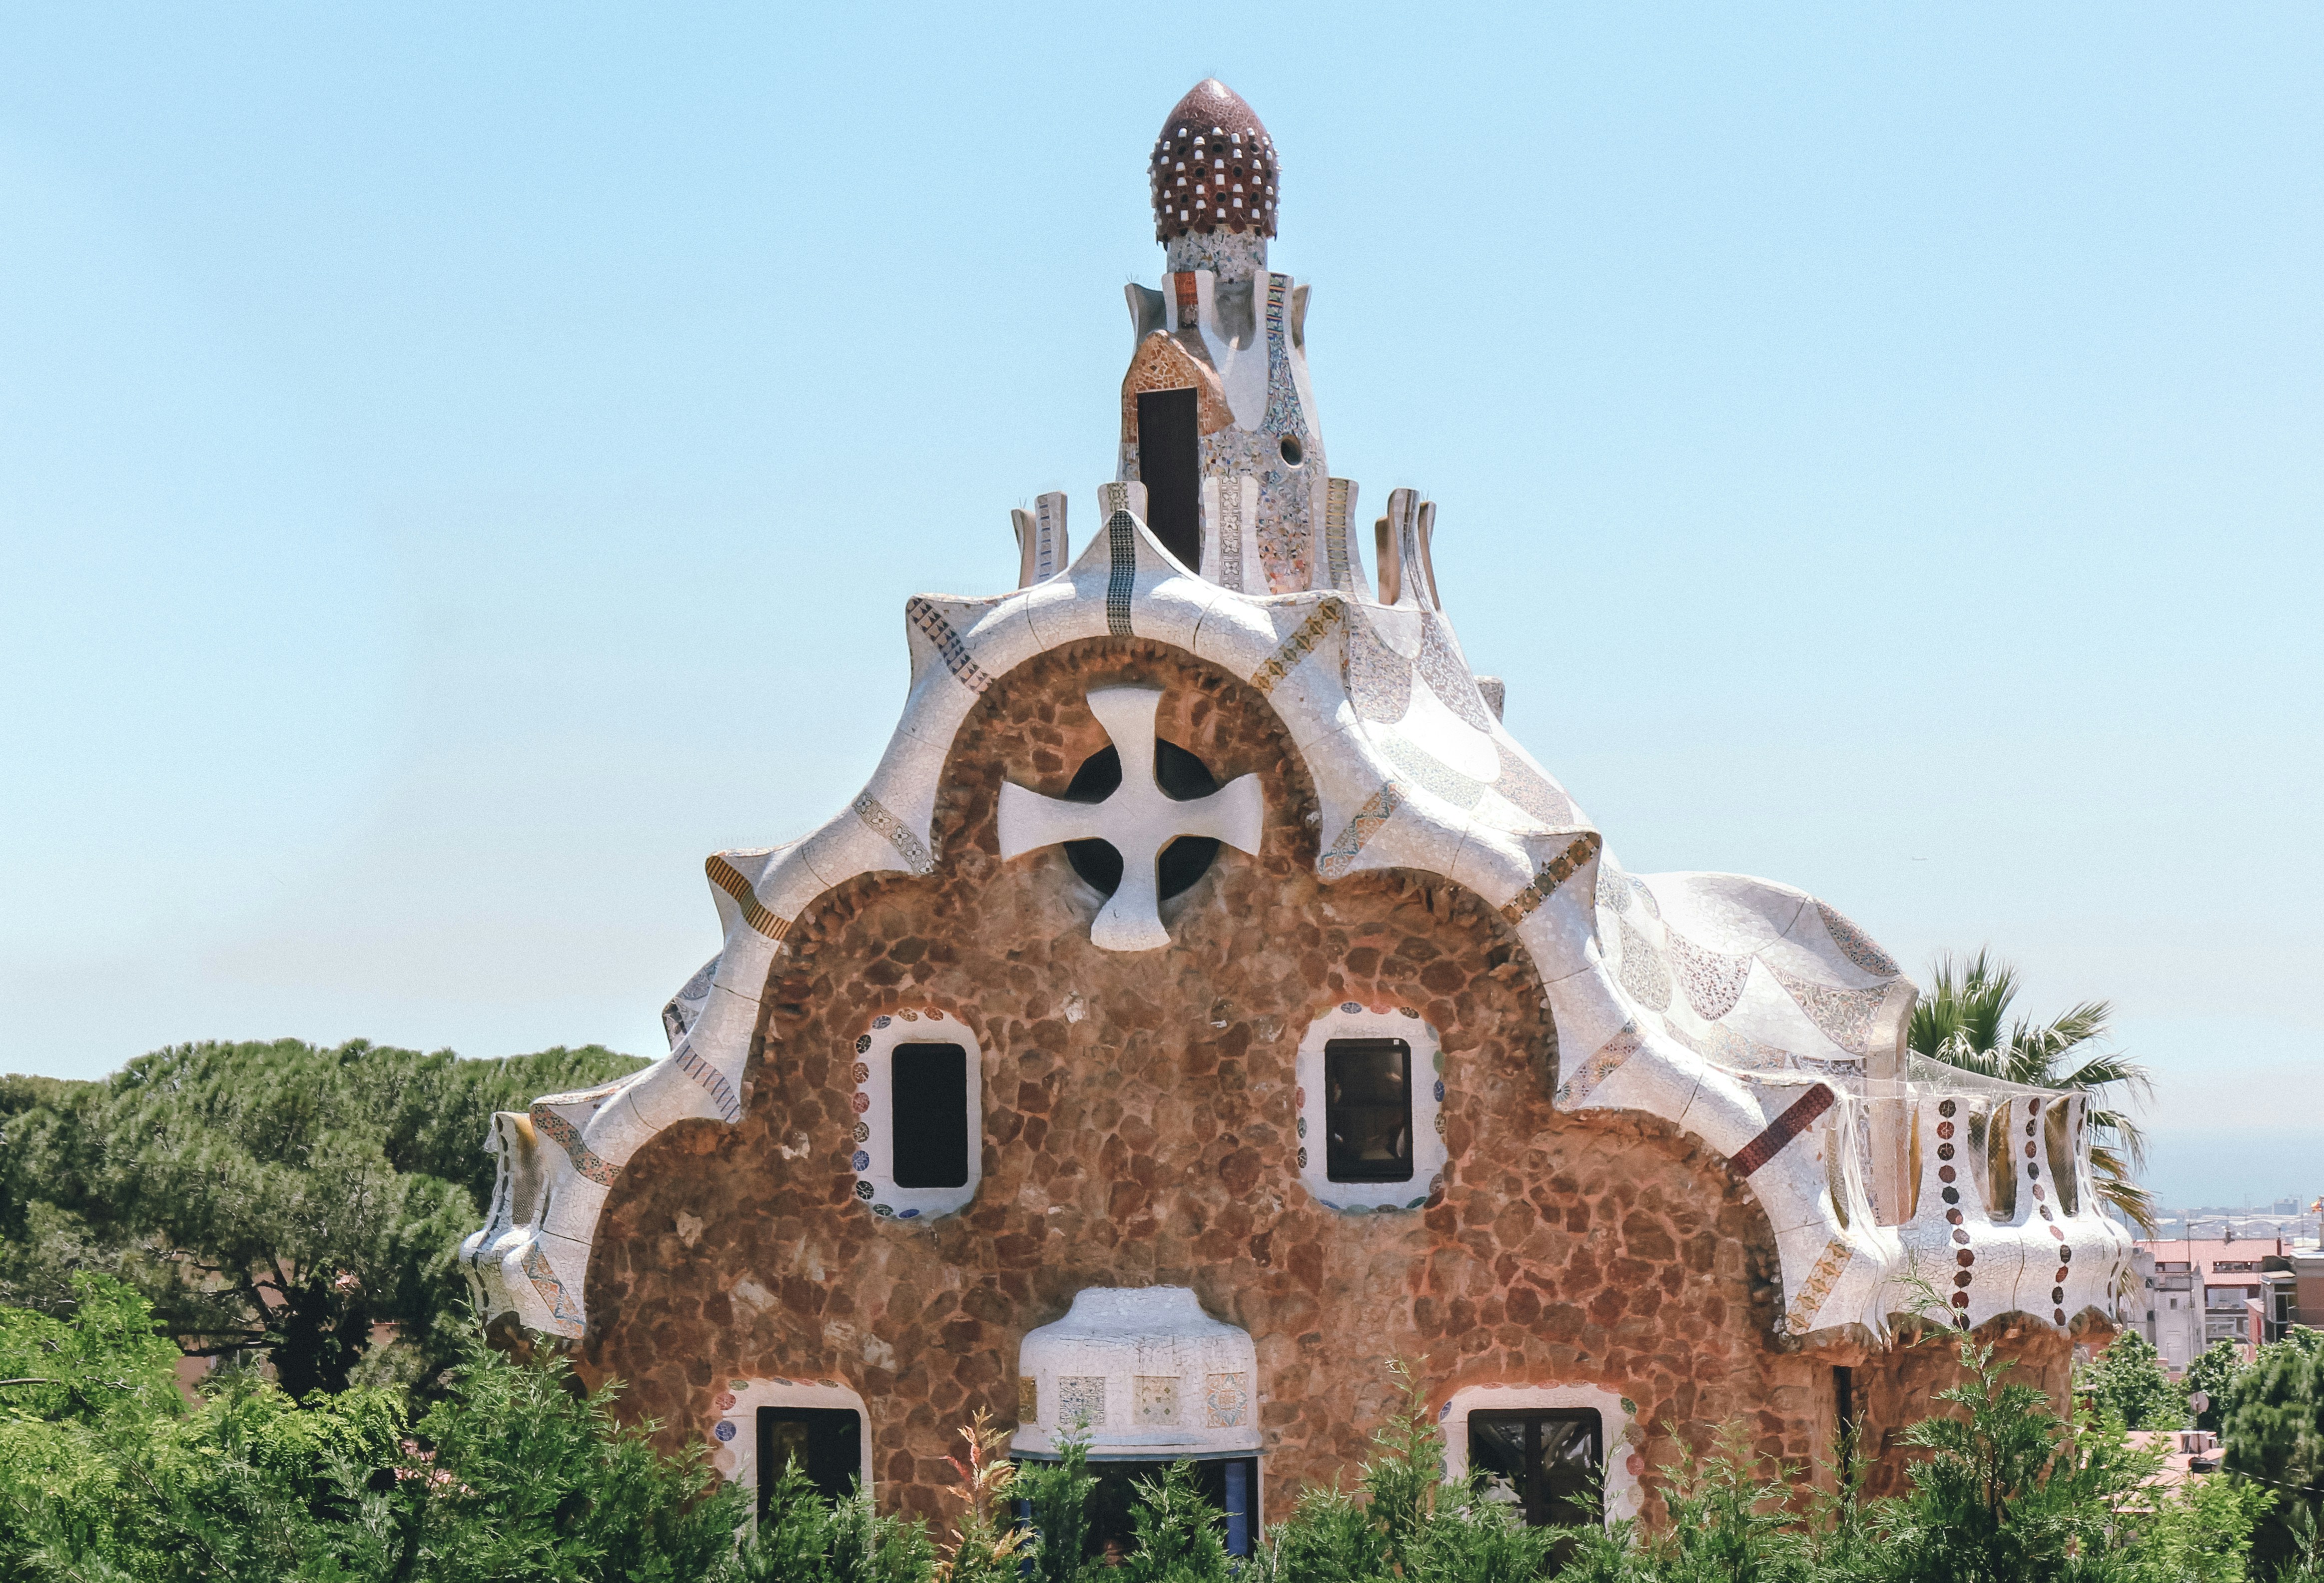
left=1815, top=901, right=1899, bottom=978
left=851, top=792, right=934, bottom=876
left=1767, top=964, right=1887, bottom=1056
left=1616, top=917, right=1672, bottom=1012
left=1555, top=1022, right=1643, bottom=1106
left=676, top=1042, right=742, bottom=1123
left=904, top=596, right=991, bottom=695
left=529, top=1105, right=622, bottom=1188
left=1322, top=477, right=1355, bottom=592
left=1217, top=476, right=1246, bottom=592
left=1251, top=598, right=1344, bottom=694
left=1317, top=781, right=1404, bottom=881
left=1665, top=931, right=1753, bottom=1021
left=519, top=1242, right=584, bottom=1334
left=1781, top=1236, right=1854, bottom=1336
left=1106, top=511, right=1137, bottom=636
left=705, top=854, right=789, bottom=942
left=1729, top=1083, right=1836, bottom=1177
left=1205, top=1371, right=1249, bottom=1429
left=1498, top=832, right=1603, bottom=925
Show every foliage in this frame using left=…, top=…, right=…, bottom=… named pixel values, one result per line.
left=1876, top=1337, right=2162, bottom=1583
left=736, top=1462, right=936, bottom=1583
left=2223, top=1327, right=2324, bottom=1572
left=934, top=1410, right=1027, bottom=1583
left=1907, top=949, right=2156, bottom=1230
left=1118, top=1460, right=1232, bottom=1583
left=0, top=1039, right=643, bottom=1393
left=2189, top=1340, right=2252, bottom=1434
left=0, top=1273, right=743, bottom=1583
left=1014, top=1433, right=1096, bottom=1583
left=2080, top=1332, right=2188, bottom=1431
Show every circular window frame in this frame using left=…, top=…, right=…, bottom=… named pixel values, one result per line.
left=849, top=1007, right=983, bottom=1222
left=1295, top=1002, right=1447, bottom=1213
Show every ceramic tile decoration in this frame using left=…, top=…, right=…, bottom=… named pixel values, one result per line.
left=456, top=76, right=2136, bottom=1528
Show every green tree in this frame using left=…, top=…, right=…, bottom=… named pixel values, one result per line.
left=2183, top=1340, right=2246, bottom=1435
left=2220, top=1327, right=2324, bottom=1572
left=2078, top=1332, right=2185, bottom=1431
left=1876, top=1337, right=2160, bottom=1583
left=0, top=1038, right=643, bottom=1394
left=0, top=1274, right=744, bottom=1583
left=1908, top=950, right=2156, bottom=1231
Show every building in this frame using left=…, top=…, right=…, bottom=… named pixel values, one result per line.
left=459, top=79, right=2135, bottom=1543
left=2135, top=1235, right=2288, bottom=1364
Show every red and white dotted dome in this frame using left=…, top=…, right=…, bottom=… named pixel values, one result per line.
left=1150, top=79, right=1278, bottom=243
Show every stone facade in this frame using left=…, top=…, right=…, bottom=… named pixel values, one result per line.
left=578, top=641, right=2074, bottom=1522
left=460, top=75, right=2129, bottom=1540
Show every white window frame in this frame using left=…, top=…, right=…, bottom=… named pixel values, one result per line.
left=711, top=1377, right=874, bottom=1510
left=1295, top=1003, right=1446, bottom=1212
left=1440, top=1383, right=1643, bottom=1524
left=851, top=1008, right=982, bottom=1221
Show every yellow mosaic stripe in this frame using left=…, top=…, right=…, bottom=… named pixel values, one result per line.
left=1251, top=598, right=1346, bottom=695
left=1499, top=832, right=1604, bottom=925
left=705, top=854, right=790, bottom=942
left=1782, top=1237, right=1855, bottom=1337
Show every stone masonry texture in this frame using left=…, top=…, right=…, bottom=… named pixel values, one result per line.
left=580, top=639, right=2075, bottom=1526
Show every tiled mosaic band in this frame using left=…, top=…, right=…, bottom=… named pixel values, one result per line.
left=706, top=855, right=789, bottom=942
left=1730, top=1083, right=1837, bottom=1178
left=905, top=596, right=992, bottom=695
left=1251, top=598, right=1344, bottom=694
left=1499, top=832, right=1604, bottom=925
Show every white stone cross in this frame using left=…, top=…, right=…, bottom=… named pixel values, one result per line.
left=996, top=687, right=1264, bottom=952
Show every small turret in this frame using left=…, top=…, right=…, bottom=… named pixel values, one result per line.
left=1123, top=80, right=1322, bottom=594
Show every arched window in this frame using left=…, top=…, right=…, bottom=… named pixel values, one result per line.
left=849, top=1009, right=982, bottom=1220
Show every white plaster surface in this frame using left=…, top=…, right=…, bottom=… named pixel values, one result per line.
left=1011, top=1287, right=1262, bottom=1460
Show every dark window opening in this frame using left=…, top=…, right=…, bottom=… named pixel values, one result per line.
left=1835, top=1365, right=1856, bottom=1444
left=1325, top=1038, right=1413, bottom=1183
left=1278, top=433, right=1303, bottom=468
left=1060, top=739, right=1222, bottom=901
left=1135, top=387, right=1202, bottom=570
left=758, top=1406, right=862, bottom=1516
left=1468, top=1409, right=1601, bottom=1547
left=890, top=1043, right=969, bottom=1189
left=1026, top=1457, right=1258, bottom=1561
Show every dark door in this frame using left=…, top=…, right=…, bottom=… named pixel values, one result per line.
left=758, top=1406, right=862, bottom=1514
left=1135, top=387, right=1202, bottom=571
left=1467, top=1409, right=1602, bottom=1533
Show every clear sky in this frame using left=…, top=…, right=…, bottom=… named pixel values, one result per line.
left=2, top=4, right=2317, bottom=1212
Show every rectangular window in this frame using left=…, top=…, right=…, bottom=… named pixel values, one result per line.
left=758, top=1407, right=862, bottom=1514
left=1325, top=1038, right=1413, bottom=1183
left=891, top=1043, right=969, bottom=1189
left=1469, top=1409, right=1603, bottom=1538
left=1135, top=387, right=1203, bottom=571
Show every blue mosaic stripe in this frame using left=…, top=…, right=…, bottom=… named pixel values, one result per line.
left=905, top=596, right=991, bottom=694
left=1106, top=511, right=1137, bottom=637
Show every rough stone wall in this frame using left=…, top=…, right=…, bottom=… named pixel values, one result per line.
left=578, top=638, right=2054, bottom=1527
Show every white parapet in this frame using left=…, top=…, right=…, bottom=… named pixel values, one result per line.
left=1011, top=1287, right=1261, bottom=1461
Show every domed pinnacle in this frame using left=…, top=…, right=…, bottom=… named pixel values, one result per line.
left=1149, top=79, right=1278, bottom=243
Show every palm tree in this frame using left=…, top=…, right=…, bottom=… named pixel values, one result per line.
left=1908, top=949, right=2157, bottom=1233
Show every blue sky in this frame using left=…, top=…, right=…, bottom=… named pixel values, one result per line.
left=1, top=4, right=2317, bottom=1211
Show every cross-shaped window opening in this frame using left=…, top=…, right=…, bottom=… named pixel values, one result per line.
left=1059, top=737, right=1222, bottom=901
left=1325, top=1038, right=1414, bottom=1183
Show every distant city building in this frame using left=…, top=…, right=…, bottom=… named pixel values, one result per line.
left=2133, top=1233, right=2307, bottom=1366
